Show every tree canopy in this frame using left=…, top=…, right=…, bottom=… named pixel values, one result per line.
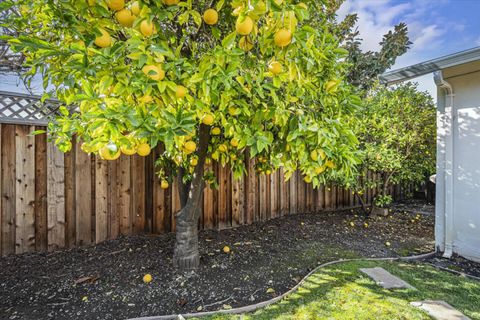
left=6, top=0, right=361, bottom=188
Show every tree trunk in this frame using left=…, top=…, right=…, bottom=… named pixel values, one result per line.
left=173, top=124, right=210, bottom=271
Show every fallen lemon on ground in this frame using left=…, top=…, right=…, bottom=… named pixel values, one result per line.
left=223, top=246, right=230, bottom=254
left=203, top=9, right=218, bottom=25
left=143, top=274, right=152, bottom=283
left=137, top=143, right=151, bottom=156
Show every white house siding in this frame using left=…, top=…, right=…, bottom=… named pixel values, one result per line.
left=437, top=61, right=480, bottom=262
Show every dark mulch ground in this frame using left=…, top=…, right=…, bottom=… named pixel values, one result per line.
left=425, top=254, right=480, bottom=278
left=0, top=202, right=435, bottom=320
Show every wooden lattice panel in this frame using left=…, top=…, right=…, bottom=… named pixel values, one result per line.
left=0, top=91, right=63, bottom=125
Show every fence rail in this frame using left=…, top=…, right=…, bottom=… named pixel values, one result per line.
left=0, top=91, right=406, bottom=255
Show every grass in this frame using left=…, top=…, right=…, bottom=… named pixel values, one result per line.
left=200, top=260, right=480, bottom=320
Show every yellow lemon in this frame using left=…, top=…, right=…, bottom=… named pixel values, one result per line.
left=143, top=273, right=153, bottom=283
left=190, top=158, right=198, bottom=166
left=140, top=20, right=156, bottom=37
left=298, top=2, right=308, bottom=9
left=107, top=0, right=124, bottom=11
left=137, top=143, right=151, bottom=156
left=236, top=16, right=254, bottom=35
left=218, top=144, right=227, bottom=153
left=239, top=36, right=253, bottom=51
left=319, top=149, right=326, bottom=160
left=228, top=106, right=238, bottom=116
left=265, top=169, right=272, bottom=175
left=314, top=166, right=326, bottom=174
left=142, top=65, right=165, bottom=81
left=230, top=154, right=237, bottom=160
left=268, top=61, right=282, bottom=75
left=160, top=180, right=169, bottom=189
left=139, top=95, right=153, bottom=103
left=211, top=127, right=221, bottom=135
left=202, top=114, right=214, bottom=126
left=223, top=246, right=230, bottom=254
left=325, top=160, right=335, bottom=168
left=131, top=1, right=140, bottom=15
left=203, top=9, right=218, bottom=25
left=120, top=144, right=136, bottom=156
left=304, top=176, right=312, bottom=183
left=116, top=9, right=135, bottom=27
left=163, top=0, right=179, bottom=5
left=230, top=138, right=239, bottom=148
left=94, top=28, right=112, bottom=48
left=99, top=146, right=121, bottom=160
left=184, top=141, right=196, bottom=154
left=274, top=28, right=292, bottom=47
left=175, top=85, right=187, bottom=98
left=310, top=150, right=318, bottom=161
left=88, top=0, right=96, bottom=6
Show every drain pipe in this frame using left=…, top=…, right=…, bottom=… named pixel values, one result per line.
left=433, top=71, right=454, bottom=258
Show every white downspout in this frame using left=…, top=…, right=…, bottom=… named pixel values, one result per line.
left=433, top=71, right=454, bottom=258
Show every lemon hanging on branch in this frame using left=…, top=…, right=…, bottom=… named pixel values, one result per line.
left=274, top=29, right=292, bottom=47
left=203, top=9, right=218, bottom=25
left=94, top=28, right=112, bottom=48
left=236, top=16, right=254, bottom=35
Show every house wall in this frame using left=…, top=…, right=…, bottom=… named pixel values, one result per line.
left=437, top=61, right=480, bottom=262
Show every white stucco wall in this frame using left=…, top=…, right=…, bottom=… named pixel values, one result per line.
left=436, top=61, right=480, bottom=262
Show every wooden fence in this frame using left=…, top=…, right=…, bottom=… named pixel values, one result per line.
left=0, top=91, right=405, bottom=255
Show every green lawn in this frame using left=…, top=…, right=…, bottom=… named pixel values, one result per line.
left=200, top=260, right=480, bottom=320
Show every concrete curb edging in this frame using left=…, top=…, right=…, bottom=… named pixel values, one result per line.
left=128, top=252, right=436, bottom=320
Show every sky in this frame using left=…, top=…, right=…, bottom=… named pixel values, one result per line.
left=337, top=0, right=480, bottom=100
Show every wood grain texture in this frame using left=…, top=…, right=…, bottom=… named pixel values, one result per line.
left=95, top=157, right=108, bottom=243
left=1, top=125, right=15, bottom=255
left=117, top=155, right=131, bottom=235
left=47, top=140, right=65, bottom=250
left=15, top=125, right=36, bottom=254
left=34, top=130, right=48, bottom=251
left=75, top=143, right=92, bottom=246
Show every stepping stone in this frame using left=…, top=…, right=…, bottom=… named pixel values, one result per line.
left=360, top=267, right=415, bottom=289
left=411, top=300, right=470, bottom=320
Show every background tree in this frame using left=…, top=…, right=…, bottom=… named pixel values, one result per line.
left=355, top=82, right=436, bottom=212
left=333, top=12, right=412, bottom=91
left=5, top=0, right=361, bottom=270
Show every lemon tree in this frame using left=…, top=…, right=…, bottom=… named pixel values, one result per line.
left=5, top=0, right=361, bottom=270
left=355, top=83, right=436, bottom=211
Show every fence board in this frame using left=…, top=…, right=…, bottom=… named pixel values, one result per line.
left=15, top=125, right=36, bottom=254
left=75, top=143, right=92, bottom=246
left=245, top=157, right=256, bottom=225
left=95, top=157, right=108, bottom=243
left=47, top=141, right=65, bottom=250
left=132, top=156, right=145, bottom=233
left=34, top=130, right=47, bottom=251
left=232, top=175, right=244, bottom=227
left=64, top=142, right=76, bottom=247
left=1, top=125, right=15, bottom=255
left=118, top=155, right=131, bottom=235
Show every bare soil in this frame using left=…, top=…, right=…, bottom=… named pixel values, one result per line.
left=0, top=201, right=435, bottom=320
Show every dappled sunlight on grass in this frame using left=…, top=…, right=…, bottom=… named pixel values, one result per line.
left=203, top=260, right=480, bottom=320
